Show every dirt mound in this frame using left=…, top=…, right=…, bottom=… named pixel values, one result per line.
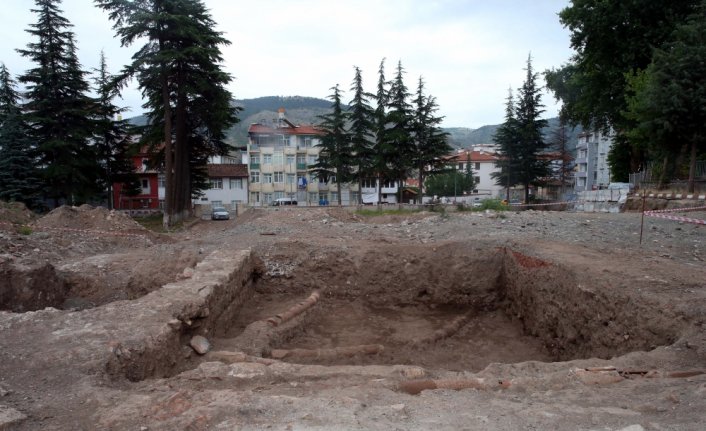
left=34, top=205, right=148, bottom=233
left=0, top=201, right=35, bottom=225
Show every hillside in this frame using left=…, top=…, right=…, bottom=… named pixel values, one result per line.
left=129, top=96, right=582, bottom=153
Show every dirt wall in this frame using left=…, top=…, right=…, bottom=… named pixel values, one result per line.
left=500, top=249, right=681, bottom=360
left=0, top=262, right=67, bottom=312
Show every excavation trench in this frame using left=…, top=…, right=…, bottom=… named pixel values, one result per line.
left=199, top=242, right=680, bottom=373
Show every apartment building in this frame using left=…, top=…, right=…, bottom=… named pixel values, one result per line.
left=247, top=109, right=362, bottom=206
left=575, top=131, right=613, bottom=191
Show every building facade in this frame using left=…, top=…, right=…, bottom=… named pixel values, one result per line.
left=246, top=110, right=364, bottom=206
left=574, top=131, right=614, bottom=191
left=191, top=161, right=249, bottom=210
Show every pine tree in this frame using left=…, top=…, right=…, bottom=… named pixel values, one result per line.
left=514, top=54, right=549, bottom=202
left=92, top=51, right=140, bottom=209
left=96, top=0, right=239, bottom=226
left=18, top=0, right=101, bottom=207
left=386, top=60, right=414, bottom=196
left=348, top=66, right=375, bottom=205
left=491, top=87, right=520, bottom=201
left=411, top=76, right=451, bottom=201
left=313, top=84, right=352, bottom=206
left=370, top=58, right=390, bottom=204
left=464, top=151, right=476, bottom=192
left=0, top=64, right=41, bottom=207
left=547, top=118, right=573, bottom=199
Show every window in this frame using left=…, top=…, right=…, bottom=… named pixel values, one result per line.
left=141, top=178, right=150, bottom=194
left=274, top=172, right=284, bottom=183
left=349, top=191, right=359, bottom=204
left=158, top=199, right=165, bottom=209
left=296, top=154, right=306, bottom=164
left=330, top=192, right=338, bottom=202
left=250, top=192, right=260, bottom=203
left=283, top=135, right=291, bottom=146
left=286, top=174, right=296, bottom=185
left=319, top=192, right=328, bottom=201
left=210, top=178, right=223, bottom=189
left=263, top=193, right=273, bottom=204
left=474, top=176, right=481, bottom=183
left=318, top=175, right=326, bottom=184
left=229, top=178, right=243, bottom=189
left=158, top=174, right=166, bottom=188
left=211, top=200, right=222, bottom=207
left=309, top=192, right=318, bottom=202
left=302, top=136, right=313, bottom=148
left=273, top=152, right=283, bottom=165
left=458, top=163, right=464, bottom=170
left=307, top=155, right=317, bottom=164
left=263, top=173, right=273, bottom=184
left=250, top=171, right=260, bottom=183
left=361, top=178, right=375, bottom=188
left=274, top=191, right=284, bottom=200
left=475, top=162, right=481, bottom=170
left=263, top=154, right=272, bottom=164
left=250, top=153, right=260, bottom=163
left=382, top=179, right=395, bottom=188
left=286, top=154, right=295, bottom=165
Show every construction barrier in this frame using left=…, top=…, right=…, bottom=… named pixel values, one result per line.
left=644, top=205, right=706, bottom=226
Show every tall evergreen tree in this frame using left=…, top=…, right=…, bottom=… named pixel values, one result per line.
left=0, top=64, right=41, bottom=207
left=411, top=76, right=451, bottom=200
left=464, top=151, right=476, bottom=192
left=92, top=51, right=140, bottom=209
left=514, top=54, right=549, bottom=202
left=348, top=66, right=375, bottom=205
left=313, top=84, right=352, bottom=206
left=371, top=58, right=390, bottom=204
left=491, top=87, right=520, bottom=201
left=96, top=0, right=239, bottom=226
left=386, top=60, right=415, bottom=196
left=18, top=0, right=101, bottom=207
left=546, top=118, right=574, bottom=198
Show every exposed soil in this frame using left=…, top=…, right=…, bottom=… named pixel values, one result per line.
left=1, top=202, right=705, bottom=430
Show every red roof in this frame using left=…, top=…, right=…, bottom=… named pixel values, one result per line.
left=445, top=150, right=499, bottom=162
left=207, top=164, right=248, bottom=178
left=247, top=123, right=324, bottom=136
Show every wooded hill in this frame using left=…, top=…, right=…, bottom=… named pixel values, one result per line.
left=130, top=95, right=582, bottom=153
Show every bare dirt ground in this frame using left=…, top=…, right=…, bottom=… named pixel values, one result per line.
left=1, top=200, right=705, bottom=430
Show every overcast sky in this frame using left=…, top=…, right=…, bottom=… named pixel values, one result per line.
left=1, top=0, right=574, bottom=128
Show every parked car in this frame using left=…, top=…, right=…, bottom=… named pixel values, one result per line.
left=211, top=206, right=230, bottom=220
left=271, top=197, right=297, bottom=206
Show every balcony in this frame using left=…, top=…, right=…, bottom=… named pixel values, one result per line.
left=249, top=163, right=260, bottom=170
left=296, top=163, right=308, bottom=170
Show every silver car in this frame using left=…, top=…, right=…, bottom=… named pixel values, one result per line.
left=211, top=206, right=230, bottom=220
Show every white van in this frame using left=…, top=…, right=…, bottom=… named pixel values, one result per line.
left=271, top=197, right=298, bottom=206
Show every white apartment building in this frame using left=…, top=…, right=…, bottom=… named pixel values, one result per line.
left=574, top=131, right=614, bottom=191
left=246, top=110, right=364, bottom=206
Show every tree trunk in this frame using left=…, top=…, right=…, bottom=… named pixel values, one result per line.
left=159, top=38, right=173, bottom=229
left=687, top=140, right=697, bottom=194
left=173, top=68, right=189, bottom=223
left=657, top=156, right=669, bottom=190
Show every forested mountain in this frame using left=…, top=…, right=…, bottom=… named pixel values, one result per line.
left=129, top=95, right=582, bottom=152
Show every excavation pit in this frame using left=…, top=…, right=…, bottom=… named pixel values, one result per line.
left=206, top=242, right=680, bottom=373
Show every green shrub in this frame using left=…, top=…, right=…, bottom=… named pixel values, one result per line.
left=18, top=225, right=32, bottom=235
left=477, top=199, right=508, bottom=211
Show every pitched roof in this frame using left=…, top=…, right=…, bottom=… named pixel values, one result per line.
left=207, top=164, right=248, bottom=178
left=445, top=150, right=499, bottom=162
left=247, top=123, right=324, bottom=136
